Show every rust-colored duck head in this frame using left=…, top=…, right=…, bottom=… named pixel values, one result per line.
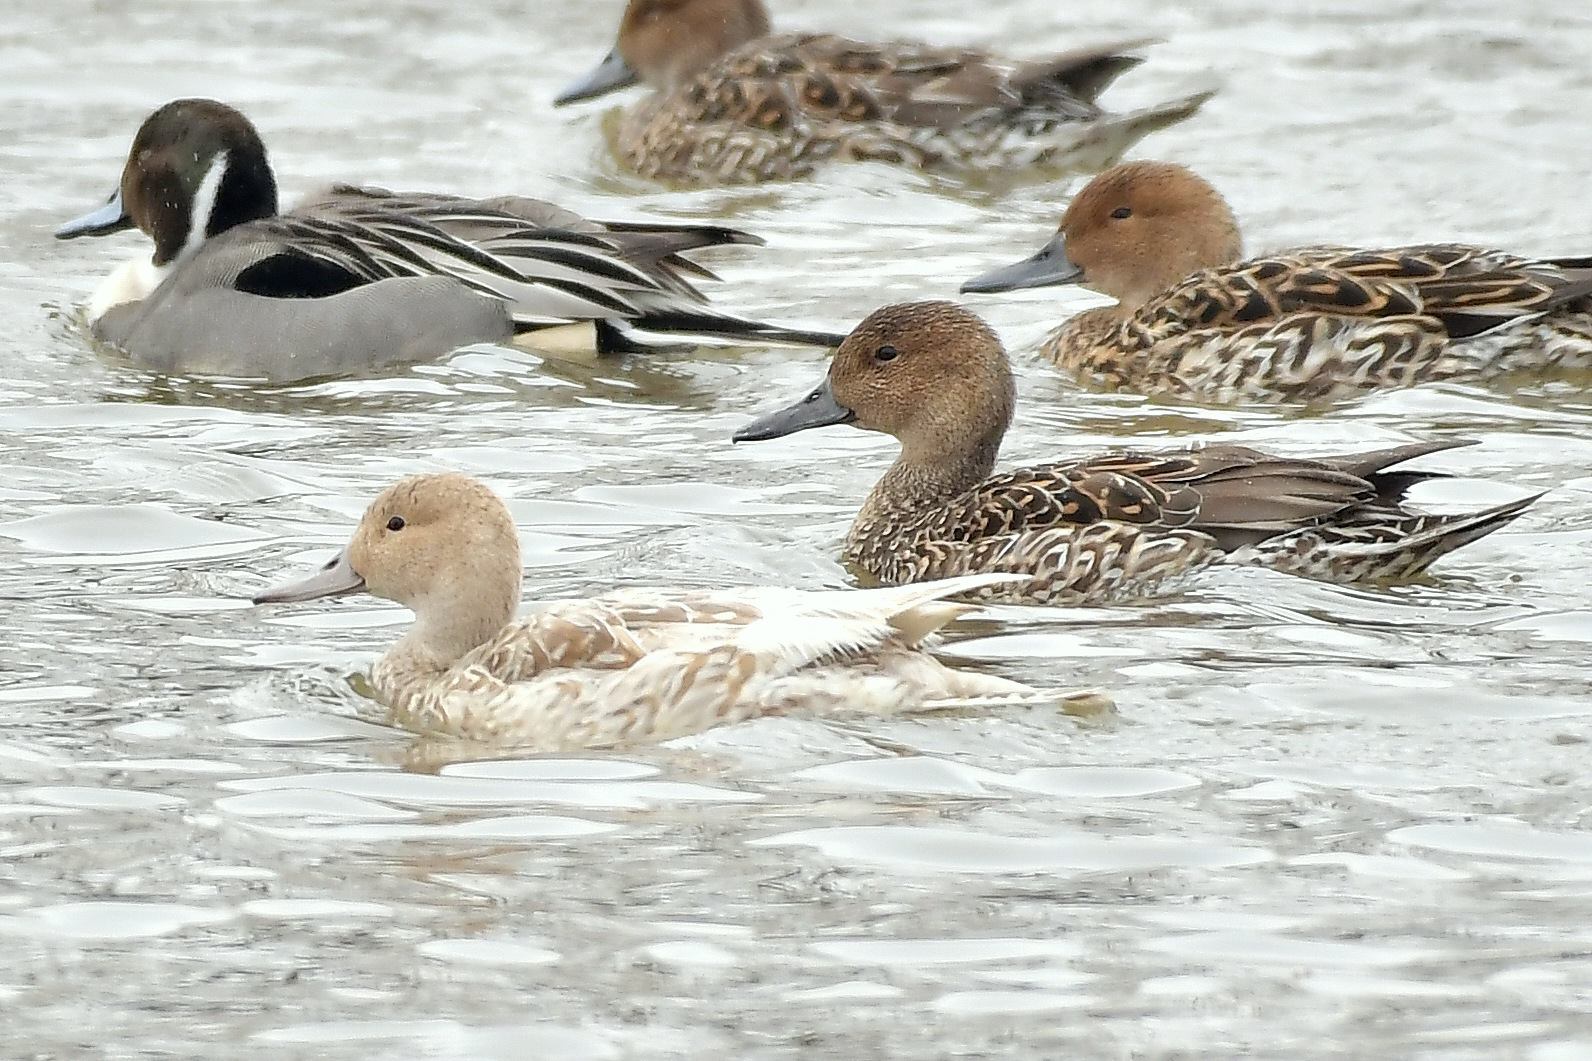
left=963, top=161, right=1243, bottom=311
left=555, top=0, right=773, bottom=105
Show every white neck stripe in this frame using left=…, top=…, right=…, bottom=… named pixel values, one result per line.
left=179, top=150, right=230, bottom=262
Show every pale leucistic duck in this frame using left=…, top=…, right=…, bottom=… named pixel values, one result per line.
left=553, top=0, right=1213, bottom=185
left=55, top=98, right=843, bottom=381
left=734, top=301, right=1541, bottom=604
left=251, top=473, right=1064, bottom=749
left=961, top=161, right=1592, bottom=402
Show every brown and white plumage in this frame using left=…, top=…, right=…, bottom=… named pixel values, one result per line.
left=961, top=162, right=1592, bottom=402
left=251, top=474, right=1050, bottom=750
left=734, top=301, right=1540, bottom=604
left=554, top=0, right=1211, bottom=185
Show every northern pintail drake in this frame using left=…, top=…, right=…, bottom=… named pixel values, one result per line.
left=553, top=0, right=1213, bottom=185
left=251, top=473, right=1058, bottom=749
left=55, top=98, right=843, bottom=381
left=734, top=301, right=1540, bottom=604
left=962, top=161, right=1592, bottom=402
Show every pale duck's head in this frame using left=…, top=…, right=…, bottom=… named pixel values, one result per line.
left=254, top=474, right=524, bottom=666
left=733, top=300, right=1016, bottom=467
left=56, top=98, right=278, bottom=269
left=554, top=0, right=772, bottom=105
left=961, top=161, right=1244, bottom=312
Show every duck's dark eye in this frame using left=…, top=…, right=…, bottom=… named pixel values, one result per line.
left=386, top=516, right=406, bottom=532
left=1110, top=206, right=1132, bottom=220
left=875, top=344, right=899, bottom=363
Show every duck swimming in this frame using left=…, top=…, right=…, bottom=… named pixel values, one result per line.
left=734, top=301, right=1540, bottom=604
left=55, top=98, right=843, bottom=381
left=553, top=0, right=1212, bottom=185
left=251, top=473, right=1053, bottom=749
left=961, top=161, right=1592, bottom=402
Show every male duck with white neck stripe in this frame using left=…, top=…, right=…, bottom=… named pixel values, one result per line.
left=55, top=99, right=844, bottom=380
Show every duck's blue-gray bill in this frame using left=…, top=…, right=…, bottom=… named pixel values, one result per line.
left=733, top=377, right=856, bottom=442
left=961, top=235, right=1082, bottom=294
left=554, top=49, right=641, bottom=106
left=55, top=188, right=133, bottom=240
left=252, top=550, right=366, bottom=604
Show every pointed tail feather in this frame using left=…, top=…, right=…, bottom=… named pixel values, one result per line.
left=1255, top=492, right=1542, bottom=582
left=1013, top=38, right=1162, bottom=105
left=1386, top=492, right=1544, bottom=576
left=732, top=574, right=1025, bottom=673
left=628, top=306, right=847, bottom=348
left=1110, top=87, right=1217, bottom=140
left=1315, top=439, right=1477, bottom=502
left=1314, top=439, right=1476, bottom=478
left=1032, top=88, right=1217, bottom=172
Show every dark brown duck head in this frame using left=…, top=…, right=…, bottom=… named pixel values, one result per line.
left=555, top=0, right=773, bottom=105
left=962, top=161, right=1243, bottom=313
left=55, top=98, right=278, bottom=267
left=735, top=300, right=1015, bottom=480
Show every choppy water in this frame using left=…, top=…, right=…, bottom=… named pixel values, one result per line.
left=4, top=0, right=1592, bottom=1056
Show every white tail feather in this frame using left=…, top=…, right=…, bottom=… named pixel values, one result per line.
left=732, top=574, right=1024, bottom=673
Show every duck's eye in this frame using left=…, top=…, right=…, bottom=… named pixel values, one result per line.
left=386, top=516, right=406, bottom=532
left=874, top=344, right=899, bottom=363
left=1110, top=206, right=1132, bottom=220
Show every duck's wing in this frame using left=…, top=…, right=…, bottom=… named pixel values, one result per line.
left=1054, top=442, right=1495, bottom=549
left=916, top=447, right=1378, bottom=543
left=266, top=190, right=842, bottom=345
left=464, top=603, right=649, bottom=686
left=869, top=443, right=1491, bottom=602
left=1147, top=244, right=1592, bottom=340
left=699, top=34, right=1161, bottom=134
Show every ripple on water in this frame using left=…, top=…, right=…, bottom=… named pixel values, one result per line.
left=752, top=825, right=1271, bottom=875
left=240, top=899, right=395, bottom=921
left=214, top=788, right=421, bottom=822
left=252, top=1021, right=619, bottom=1059
left=223, top=714, right=401, bottom=744
left=1389, top=822, right=1592, bottom=864
left=440, top=758, right=659, bottom=782
left=22, top=785, right=186, bottom=811
left=0, top=901, right=231, bottom=941
left=791, top=756, right=1010, bottom=797
left=237, top=814, right=620, bottom=845
left=219, top=771, right=760, bottom=810
left=0, top=504, right=267, bottom=563
left=810, top=937, right=1081, bottom=966
left=930, top=990, right=1091, bottom=1016
left=1004, top=766, right=1202, bottom=799
left=642, top=940, right=740, bottom=969
left=1289, top=852, right=1472, bottom=881
left=417, top=938, right=561, bottom=967
left=1142, top=932, right=1443, bottom=969
left=1249, top=676, right=1592, bottom=721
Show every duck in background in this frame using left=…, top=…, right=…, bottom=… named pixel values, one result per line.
left=554, top=0, right=1212, bottom=185
left=735, top=301, right=1541, bottom=604
left=962, top=161, right=1592, bottom=402
left=55, top=99, right=844, bottom=381
left=252, top=473, right=1075, bottom=749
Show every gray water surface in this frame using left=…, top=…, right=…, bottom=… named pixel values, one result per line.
left=4, top=1, right=1592, bottom=1057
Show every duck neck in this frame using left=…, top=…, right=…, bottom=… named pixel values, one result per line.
left=852, top=427, right=1004, bottom=542
left=1099, top=298, right=1137, bottom=321
left=398, top=583, right=519, bottom=673
left=150, top=150, right=279, bottom=267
